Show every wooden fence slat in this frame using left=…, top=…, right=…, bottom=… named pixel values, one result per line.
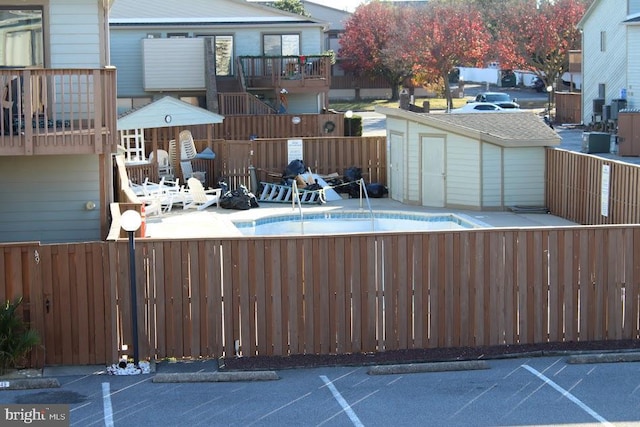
left=8, top=224, right=640, bottom=366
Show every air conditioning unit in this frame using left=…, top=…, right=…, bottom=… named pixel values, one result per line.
left=593, top=98, right=604, bottom=114
left=582, top=132, right=611, bottom=154
left=611, top=98, right=628, bottom=120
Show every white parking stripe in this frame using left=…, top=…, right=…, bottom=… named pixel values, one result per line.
left=521, top=364, right=613, bottom=426
left=101, top=382, right=114, bottom=427
left=320, top=375, right=364, bottom=427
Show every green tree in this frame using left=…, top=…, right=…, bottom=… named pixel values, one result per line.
left=271, top=0, right=309, bottom=17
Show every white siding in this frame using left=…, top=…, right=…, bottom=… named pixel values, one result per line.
left=49, top=0, right=102, bottom=67
left=406, top=122, right=422, bottom=203
left=285, top=94, right=322, bottom=114
left=446, top=136, right=480, bottom=207
left=502, top=148, right=546, bottom=206
left=581, top=0, right=627, bottom=124
left=142, top=38, right=205, bottom=91
left=627, top=26, right=640, bottom=109
left=481, top=143, right=502, bottom=208
left=0, top=155, right=102, bottom=243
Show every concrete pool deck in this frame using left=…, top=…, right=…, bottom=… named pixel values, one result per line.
left=142, top=197, right=578, bottom=239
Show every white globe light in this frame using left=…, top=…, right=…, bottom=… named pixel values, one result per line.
left=121, top=210, right=142, bottom=232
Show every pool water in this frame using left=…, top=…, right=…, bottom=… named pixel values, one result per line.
left=233, top=211, right=486, bottom=236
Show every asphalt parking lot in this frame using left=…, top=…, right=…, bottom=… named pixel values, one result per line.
left=1, top=354, right=639, bottom=426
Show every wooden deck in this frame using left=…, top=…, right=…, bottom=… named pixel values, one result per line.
left=0, top=68, right=117, bottom=156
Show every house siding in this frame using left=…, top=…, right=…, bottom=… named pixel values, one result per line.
left=406, top=123, right=421, bottom=203
left=502, top=148, right=546, bottom=206
left=0, top=155, right=102, bottom=243
left=581, top=0, right=627, bottom=124
left=481, top=142, right=502, bottom=208
left=627, top=26, right=640, bottom=107
left=49, top=0, right=102, bottom=67
left=142, top=38, right=205, bottom=91
left=111, top=30, right=146, bottom=98
left=446, top=136, right=480, bottom=207
left=111, top=26, right=323, bottom=100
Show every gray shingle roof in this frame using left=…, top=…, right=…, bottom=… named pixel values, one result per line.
left=377, top=107, right=561, bottom=148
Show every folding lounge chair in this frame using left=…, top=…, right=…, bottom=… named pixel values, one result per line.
left=183, top=177, right=221, bottom=210
left=180, top=160, right=206, bottom=185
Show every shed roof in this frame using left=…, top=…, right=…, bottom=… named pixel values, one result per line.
left=376, top=107, right=561, bottom=148
left=117, top=96, right=224, bottom=131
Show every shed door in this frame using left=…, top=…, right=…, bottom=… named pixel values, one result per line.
left=421, top=136, right=445, bottom=207
left=389, top=133, right=404, bottom=202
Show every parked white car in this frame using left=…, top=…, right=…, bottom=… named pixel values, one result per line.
left=450, top=102, right=505, bottom=113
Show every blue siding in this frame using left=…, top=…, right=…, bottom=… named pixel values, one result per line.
left=0, top=155, right=102, bottom=243
left=111, top=31, right=147, bottom=97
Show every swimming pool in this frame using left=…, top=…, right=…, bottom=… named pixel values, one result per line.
left=232, top=211, right=488, bottom=236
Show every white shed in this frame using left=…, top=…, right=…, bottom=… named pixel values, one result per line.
left=377, top=108, right=561, bottom=210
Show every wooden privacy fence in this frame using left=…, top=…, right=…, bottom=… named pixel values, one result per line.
left=554, top=92, right=582, bottom=125
left=209, top=137, right=387, bottom=190
left=144, top=114, right=345, bottom=142
left=546, top=148, right=640, bottom=225
left=2, top=226, right=640, bottom=367
left=126, top=136, right=387, bottom=191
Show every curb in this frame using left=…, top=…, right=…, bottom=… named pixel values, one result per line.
left=152, top=371, right=279, bottom=383
left=566, top=352, right=640, bottom=364
left=0, top=378, right=60, bottom=390
left=368, top=360, right=489, bottom=375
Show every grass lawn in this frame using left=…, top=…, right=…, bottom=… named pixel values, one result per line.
left=329, top=97, right=469, bottom=113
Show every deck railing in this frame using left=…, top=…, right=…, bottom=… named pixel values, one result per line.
left=238, top=55, right=331, bottom=89
left=217, top=92, right=275, bottom=115
left=0, top=68, right=117, bottom=156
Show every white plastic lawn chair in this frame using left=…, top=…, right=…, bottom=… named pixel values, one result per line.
left=183, top=177, right=221, bottom=210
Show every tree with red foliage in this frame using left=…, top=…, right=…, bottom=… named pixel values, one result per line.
left=339, top=2, right=414, bottom=100
left=406, top=1, right=490, bottom=110
left=495, top=0, right=587, bottom=88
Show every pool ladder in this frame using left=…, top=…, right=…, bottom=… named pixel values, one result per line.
left=291, top=178, right=375, bottom=234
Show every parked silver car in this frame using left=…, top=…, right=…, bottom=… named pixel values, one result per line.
left=472, top=92, right=520, bottom=109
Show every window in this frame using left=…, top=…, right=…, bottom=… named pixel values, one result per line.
left=263, top=34, right=300, bottom=56
left=196, top=34, right=234, bottom=76
left=168, top=32, right=188, bottom=38
left=0, top=7, right=44, bottom=67
left=600, top=31, right=606, bottom=52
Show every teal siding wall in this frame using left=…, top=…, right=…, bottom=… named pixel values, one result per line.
left=0, top=155, right=102, bottom=243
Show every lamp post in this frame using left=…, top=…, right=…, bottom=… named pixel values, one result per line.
left=546, top=85, right=553, bottom=122
left=121, top=209, right=142, bottom=366
left=345, top=110, right=353, bottom=137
